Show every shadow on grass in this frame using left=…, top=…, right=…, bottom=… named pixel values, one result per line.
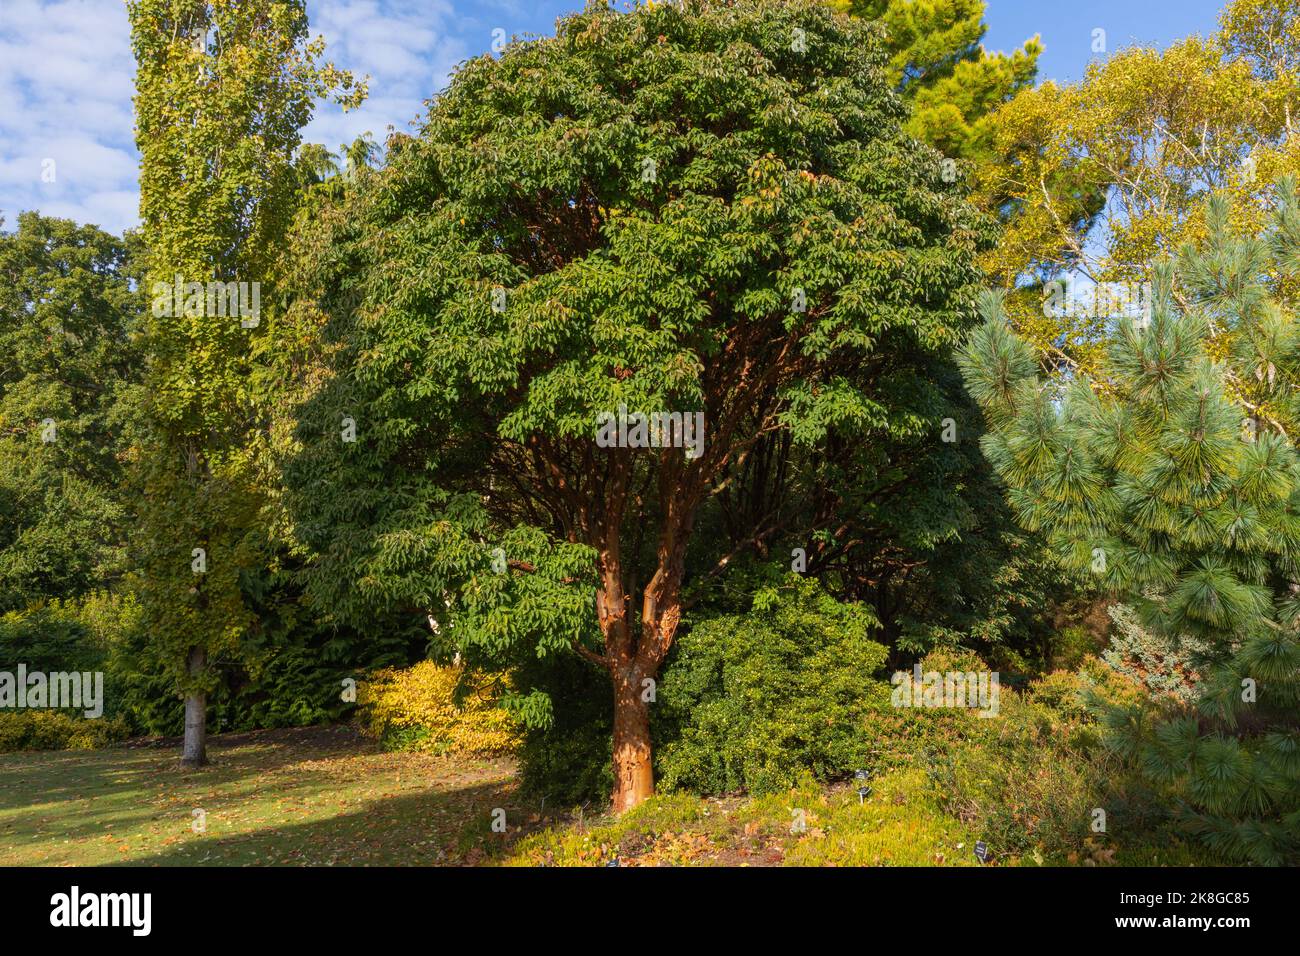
left=107, top=778, right=529, bottom=866
left=0, top=725, right=530, bottom=866
left=0, top=725, right=374, bottom=812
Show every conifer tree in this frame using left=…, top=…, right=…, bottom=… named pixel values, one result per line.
left=960, top=183, right=1300, bottom=864
left=833, top=0, right=1040, bottom=165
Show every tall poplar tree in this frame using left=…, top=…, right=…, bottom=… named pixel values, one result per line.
left=128, top=0, right=362, bottom=766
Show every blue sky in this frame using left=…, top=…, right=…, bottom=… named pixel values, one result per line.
left=0, top=0, right=1229, bottom=236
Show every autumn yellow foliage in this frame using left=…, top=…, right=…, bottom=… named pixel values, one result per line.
left=356, top=661, right=520, bottom=755
left=0, top=711, right=130, bottom=753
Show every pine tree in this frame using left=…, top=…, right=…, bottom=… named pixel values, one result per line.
left=834, top=0, right=1040, bottom=165
left=960, top=182, right=1300, bottom=864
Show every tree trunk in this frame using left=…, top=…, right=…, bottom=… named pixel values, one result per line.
left=611, top=671, right=654, bottom=813
left=180, top=646, right=208, bottom=768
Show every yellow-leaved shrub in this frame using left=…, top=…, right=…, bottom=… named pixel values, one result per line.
left=356, top=661, right=520, bottom=755
left=0, top=711, right=130, bottom=753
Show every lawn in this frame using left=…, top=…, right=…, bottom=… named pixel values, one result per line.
left=0, top=726, right=520, bottom=866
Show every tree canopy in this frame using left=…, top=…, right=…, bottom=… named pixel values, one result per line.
left=283, top=0, right=991, bottom=810
left=0, top=214, right=143, bottom=612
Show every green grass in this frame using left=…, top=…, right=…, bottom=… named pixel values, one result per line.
left=0, top=725, right=522, bottom=866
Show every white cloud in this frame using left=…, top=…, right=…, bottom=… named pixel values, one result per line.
left=304, top=0, right=469, bottom=152
left=0, top=0, right=137, bottom=232
left=0, top=0, right=481, bottom=235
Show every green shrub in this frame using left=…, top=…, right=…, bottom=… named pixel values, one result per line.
left=0, top=596, right=134, bottom=724
left=1051, top=625, right=1098, bottom=671
left=518, top=578, right=892, bottom=805
left=654, top=577, right=888, bottom=796
left=515, top=652, right=612, bottom=806
left=1102, top=603, right=1205, bottom=702
left=0, top=604, right=103, bottom=674
left=861, top=650, right=1185, bottom=860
